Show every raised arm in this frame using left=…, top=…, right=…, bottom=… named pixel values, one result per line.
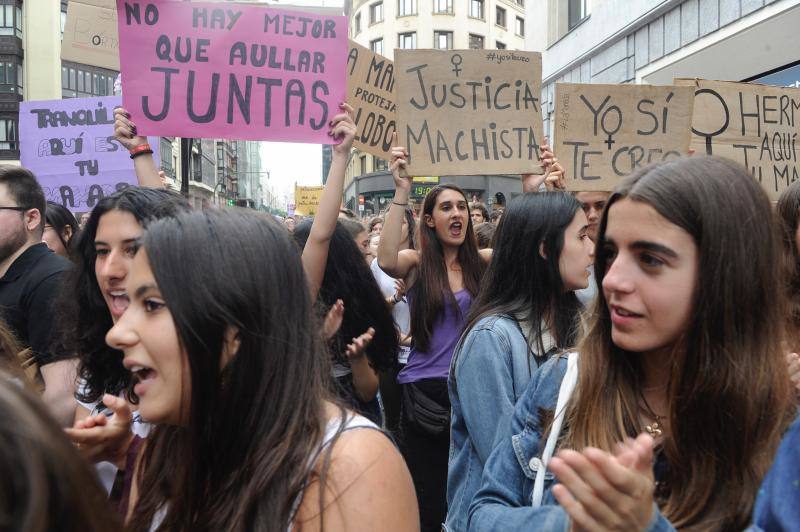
left=522, top=139, right=566, bottom=193
left=377, top=137, right=419, bottom=279
left=302, top=103, right=356, bottom=302
left=113, top=108, right=163, bottom=189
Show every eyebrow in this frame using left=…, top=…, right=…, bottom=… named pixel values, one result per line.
left=134, top=283, right=159, bottom=299
left=94, top=238, right=139, bottom=247
left=602, top=237, right=679, bottom=258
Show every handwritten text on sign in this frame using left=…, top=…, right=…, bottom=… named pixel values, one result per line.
left=19, top=96, right=158, bottom=211
left=116, top=1, right=348, bottom=143
left=675, top=79, right=800, bottom=200
left=554, top=83, right=694, bottom=191
left=396, top=50, right=544, bottom=176
left=347, top=41, right=396, bottom=159
left=294, top=185, right=323, bottom=216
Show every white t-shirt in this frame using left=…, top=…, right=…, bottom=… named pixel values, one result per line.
left=370, top=258, right=411, bottom=364
left=76, top=378, right=151, bottom=493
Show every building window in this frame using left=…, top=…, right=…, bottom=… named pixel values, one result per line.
left=569, top=0, right=588, bottom=29
left=61, top=61, right=117, bottom=98
left=0, top=58, right=21, bottom=93
left=469, top=0, right=483, bottom=19
left=433, top=0, right=453, bottom=14
left=516, top=16, right=525, bottom=36
left=374, top=156, right=388, bottom=171
left=496, top=40, right=506, bottom=49
left=516, top=0, right=525, bottom=6
left=354, top=13, right=361, bottom=34
left=0, top=3, right=22, bottom=39
left=370, top=38, right=384, bottom=55
left=369, top=1, right=383, bottom=24
left=434, top=30, right=453, bottom=50
left=0, top=118, right=18, bottom=150
left=160, top=138, right=174, bottom=180
left=496, top=6, right=506, bottom=28
left=359, top=154, right=368, bottom=175
left=398, top=0, right=416, bottom=17
left=469, top=34, right=484, bottom=49
left=398, top=32, right=416, bottom=49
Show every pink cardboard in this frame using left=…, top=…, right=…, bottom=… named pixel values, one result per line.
left=116, top=1, right=347, bottom=143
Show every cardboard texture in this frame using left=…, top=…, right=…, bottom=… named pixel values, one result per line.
left=395, top=49, right=544, bottom=176
left=675, top=78, right=800, bottom=200
left=553, top=83, right=694, bottom=192
left=347, top=40, right=395, bottom=160
left=62, top=0, right=120, bottom=71
left=116, top=0, right=348, bottom=143
left=294, top=185, right=324, bottom=215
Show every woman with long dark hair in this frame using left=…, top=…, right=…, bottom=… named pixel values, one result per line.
left=469, top=157, right=794, bottom=531
left=62, top=187, right=190, bottom=494
left=293, top=220, right=397, bottom=423
left=42, top=201, right=79, bottom=258
left=378, top=144, right=488, bottom=531
left=446, top=192, right=593, bottom=531
left=107, top=208, right=417, bottom=531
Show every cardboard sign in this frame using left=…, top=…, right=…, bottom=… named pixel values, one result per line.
left=19, top=96, right=158, bottom=212
left=294, top=184, right=323, bottom=215
left=395, top=49, right=544, bottom=176
left=347, top=41, right=395, bottom=159
left=62, top=0, right=120, bottom=71
left=116, top=1, right=348, bottom=143
left=553, top=83, right=694, bottom=191
left=675, top=78, right=800, bottom=200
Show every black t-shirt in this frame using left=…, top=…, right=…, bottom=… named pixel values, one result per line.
left=0, top=243, right=73, bottom=366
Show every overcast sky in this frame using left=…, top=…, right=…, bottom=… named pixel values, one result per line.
left=261, top=142, right=323, bottom=208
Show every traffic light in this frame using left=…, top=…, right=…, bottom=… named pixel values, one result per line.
left=226, top=198, right=235, bottom=206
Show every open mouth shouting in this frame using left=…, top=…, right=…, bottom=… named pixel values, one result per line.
left=449, top=220, right=463, bottom=238
left=125, top=360, right=158, bottom=397
left=107, top=290, right=130, bottom=319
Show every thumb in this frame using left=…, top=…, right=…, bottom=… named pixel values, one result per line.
left=102, top=394, right=133, bottom=424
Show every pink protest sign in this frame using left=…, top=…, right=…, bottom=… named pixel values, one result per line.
left=116, top=1, right=348, bottom=143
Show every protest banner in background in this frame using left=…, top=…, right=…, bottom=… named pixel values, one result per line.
left=19, top=96, right=158, bottom=212
left=294, top=184, right=324, bottom=215
left=553, top=83, right=694, bottom=191
left=675, top=78, right=800, bottom=200
left=347, top=41, right=396, bottom=159
left=116, top=0, right=348, bottom=143
left=395, top=49, right=544, bottom=176
left=62, top=0, right=121, bottom=71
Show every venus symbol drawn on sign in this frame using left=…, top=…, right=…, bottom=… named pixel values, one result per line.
left=450, top=54, right=462, bottom=77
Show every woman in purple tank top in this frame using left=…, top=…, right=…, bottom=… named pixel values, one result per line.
left=378, top=141, right=489, bottom=532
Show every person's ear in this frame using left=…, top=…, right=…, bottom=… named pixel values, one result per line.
left=26, top=209, right=42, bottom=233
left=63, top=224, right=74, bottom=243
left=539, top=242, right=547, bottom=260
left=424, top=214, right=434, bottom=228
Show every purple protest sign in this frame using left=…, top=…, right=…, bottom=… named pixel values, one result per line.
left=19, top=96, right=158, bottom=212
left=116, top=1, right=348, bottom=143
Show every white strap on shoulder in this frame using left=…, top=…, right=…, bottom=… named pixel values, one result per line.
left=531, top=352, right=579, bottom=507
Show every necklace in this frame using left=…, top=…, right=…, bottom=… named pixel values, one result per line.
left=639, top=390, right=665, bottom=438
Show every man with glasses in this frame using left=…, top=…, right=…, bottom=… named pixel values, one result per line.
left=0, top=167, right=76, bottom=425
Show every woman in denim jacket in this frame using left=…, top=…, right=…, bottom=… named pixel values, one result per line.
left=469, top=157, right=794, bottom=531
left=446, top=192, right=593, bottom=532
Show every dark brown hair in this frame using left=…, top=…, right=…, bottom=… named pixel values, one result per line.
left=127, top=209, right=342, bottom=531
left=562, top=156, right=793, bottom=530
left=411, top=184, right=485, bottom=353
left=777, top=179, right=800, bottom=349
left=0, top=371, right=120, bottom=531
